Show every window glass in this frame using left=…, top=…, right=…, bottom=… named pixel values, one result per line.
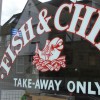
left=0, top=0, right=100, bottom=100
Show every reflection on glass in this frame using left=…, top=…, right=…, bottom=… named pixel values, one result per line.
left=0, top=0, right=100, bottom=100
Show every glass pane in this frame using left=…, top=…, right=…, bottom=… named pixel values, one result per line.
left=0, top=0, right=100, bottom=100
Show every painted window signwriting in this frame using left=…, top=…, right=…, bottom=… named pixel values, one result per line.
left=1, top=1, right=100, bottom=97
left=1, top=3, right=100, bottom=79
left=13, top=78, right=100, bottom=95
left=33, top=37, right=66, bottom=72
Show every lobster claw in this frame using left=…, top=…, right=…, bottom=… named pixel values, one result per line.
left=35, top=37, right=64, bottom=61
left=48, top=37, right=64, bottom=61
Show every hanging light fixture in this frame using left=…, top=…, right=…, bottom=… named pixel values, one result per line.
left=38, top=0, right=52, bottom=3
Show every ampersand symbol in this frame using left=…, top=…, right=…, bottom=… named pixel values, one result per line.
left=37, top=9, right=51, bottom=34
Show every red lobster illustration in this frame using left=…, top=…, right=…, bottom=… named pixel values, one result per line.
left=33, top=37, right=66, bottom=72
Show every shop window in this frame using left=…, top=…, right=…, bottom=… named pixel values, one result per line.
left=79, top=55, right=84, bottom=61
left=1, top=0, right=100, bottom=99
left=24, top=56, right=30, bottom=65
left=67, top=52, right=73, bottom=65
left=0, top=36, right=2, bottom=42
left=5, top=35, right=11, bottom=47
left=29, top=55, right=33, bottom=62
left=28, top=11, right=31, bottom=16
left=89, top=55, right=96, bottom=66
left=16, top=56, right=25, bottom=73
left=25, top=56, right=33, bottom=74
left=28, top=3, right=31, bottom=8
left=9, top=17, right=16, bottom=24
left=1, top=90, right=25, bottom=100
